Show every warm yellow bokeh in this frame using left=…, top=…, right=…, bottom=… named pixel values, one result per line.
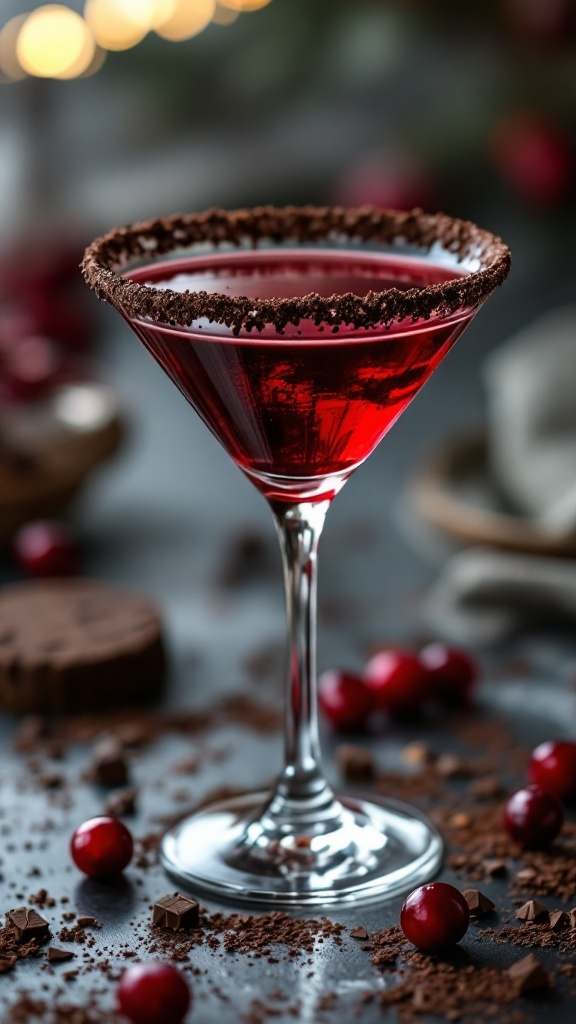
left=16, top=5, right=95, bottom=78
left=84, top=0, right=153, bottom=51
left=212, top=4, right=240, bottom=25
left=149, top=0, right=180, bottom=30
left=0, top=15, right=29, bottom=80
left=218, top=0, right=272, bottom=11
left=155, top=0, right=215, bottom=41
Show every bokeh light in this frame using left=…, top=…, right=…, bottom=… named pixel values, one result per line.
left=218, top=0, right=272, bottom=11
left=154, top=0, right=216, bottom=41
left=16, top=5, right=95, bottom=79
left=212, top=4, right=240, bottom=25
left=0, top=15, right=28, bottom=81
left=84, top=0, right=153, bottom=52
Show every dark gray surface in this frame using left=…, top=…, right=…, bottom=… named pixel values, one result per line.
left=1, top=293, right=575, bottom=1021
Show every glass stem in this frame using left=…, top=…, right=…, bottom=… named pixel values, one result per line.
left=265, top=500, right=344, bottom=835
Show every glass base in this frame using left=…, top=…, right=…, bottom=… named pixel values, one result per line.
left=161, top=791, right=443, bottom=907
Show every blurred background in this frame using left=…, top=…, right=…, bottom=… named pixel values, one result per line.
left=0, top=0, right=575, bottom=663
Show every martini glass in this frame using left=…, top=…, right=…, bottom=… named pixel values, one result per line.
left=83, top=206, right=510, bottom=906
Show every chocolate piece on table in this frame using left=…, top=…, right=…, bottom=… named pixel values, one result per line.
left=350, top=927, right=368, bottom=940
left=569, top=908, right=576, bottom=930
left=462, top=889, right=495, bottom=918
left=88, top=738, right=129, bottom=787
left=105, top=786, right=137, bottom=818
left=76, top=917, right=97, bottom=928
left=507, top=953, right=550, bottom=993
left=46, top=947, right=75, bottom=963
left=549, top=910, right=569, bottom=932
left=152, top=893, right=200, bottom=931
left=336, top=744, right=375, bottom=782
left=516, top=900, right=549, bottom=924
left=482, top=858, right=507, bottom=878
left=6, top=907, right=50, bottom=944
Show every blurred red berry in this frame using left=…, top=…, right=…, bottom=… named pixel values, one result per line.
left=14, top=520, right=80, bottom=578
left=71, top=816, right=133, bottom=878
left=117, top=962, right=191, bottom=1024
left=529, top=741, right=576, bottom=798
left=363, top=649, right=428, bottom=716
left=490, top=114, right=574, bottom=206
left=505, top=0, right=575, bottom=42
left=334, top=155, right=437, bottom=212
left=419, top=643, right=477, bottom=704
left=400, top=882, right=469, bottom=952
left=1, top=334, right=62, bottom=402
left=318, top=670, right=374, bottom=732
left=504, top=784, right=564, bottom=849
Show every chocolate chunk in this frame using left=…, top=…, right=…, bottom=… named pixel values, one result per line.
left=105, top=786, right=137, bottom=818
left=336, top=744, right=375, bottom=782
left=514, top=868, right=537, bottom=883
left=569, top=908, right=576, bottom=930
left=549, top=910, right=569, bottom=932
left=152, top=893, right=200, bottom=931
left=516, top=900, right=549, bottom=923
left=6, top=907, right=50, bottom=944
left=76, top=917, right=97, bottom=928
left=469, top=776, right=504, bottom=799
left=0, top=959, right=15, bottom=973
left=46, top=947, right=75, bottom=963
left=350, top=927, right=368, bottom=939
left=435, top=754, right=471, bottom=778
left=88, top=738, right=129, bottom=787
left=507, top=953, right=550, bottom=993
left=482, top=858, right=507, bottom=878
left=462, top=889, right=495, bottom=919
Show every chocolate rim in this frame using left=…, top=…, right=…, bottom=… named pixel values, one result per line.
left=82, top=206, right=511, bottom=334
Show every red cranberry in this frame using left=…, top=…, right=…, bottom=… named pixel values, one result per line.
left=490, top=114, right=574, bottom=206
left=504, top=784, right=564, bottom=850
left=13, top=520, right=80, bottom=577
left=318, top=670, right=374, bottom=732
left=418, top=642, right=477, bottom=704
left=529, top=741, right=576, bottom=798
left=400, top=882, right=470, bottom=952
left=117, top=962, right=191, bottom=1024
left=363, top=649, right=428, bottom=716
left=1, top=334, right=62, bottom=401
left=71, top=816, right=133, bottom=878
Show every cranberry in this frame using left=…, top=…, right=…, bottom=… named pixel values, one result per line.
left=363, top=649, right=428, bottom=716
left=490, top=114, right=574, bottom=206
left=1, top=334, right=62, bottom=402
left=529, top=741, right=576, bottom=798
left=400, top=882, right=469, bottom=952
left=318, top=670, right=374, bottom=732
left=117, top=962, right=191, bottom=1024
left=71, top=816, right=133, bottom=878
left=13, top=520, right=80, bottom=577
left=418, top=642, right=477, bottom=704
left=504, top=784, right=564, bottom=850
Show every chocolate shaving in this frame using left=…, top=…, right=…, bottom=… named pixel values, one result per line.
left=46, top=947, right=75, bottom=963
left=82, top=206, right=511, bottom=335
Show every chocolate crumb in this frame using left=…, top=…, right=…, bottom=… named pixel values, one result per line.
left=336, top=744, right=375, bottom=782
left=104, top=786, right=137, bottom=818
left=86, top=738, right=129, bottom=787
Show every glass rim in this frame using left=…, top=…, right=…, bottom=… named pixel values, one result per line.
left=82, top=205, right=511, bottom=335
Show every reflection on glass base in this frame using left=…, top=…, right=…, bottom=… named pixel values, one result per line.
left=161, top=791, right=443, bottom=907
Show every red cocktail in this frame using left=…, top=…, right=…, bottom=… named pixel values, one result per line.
left=83, top=207, right=510, bottom=905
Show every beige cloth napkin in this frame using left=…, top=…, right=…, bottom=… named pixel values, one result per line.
left=426, top=306, right=576, bottom=642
